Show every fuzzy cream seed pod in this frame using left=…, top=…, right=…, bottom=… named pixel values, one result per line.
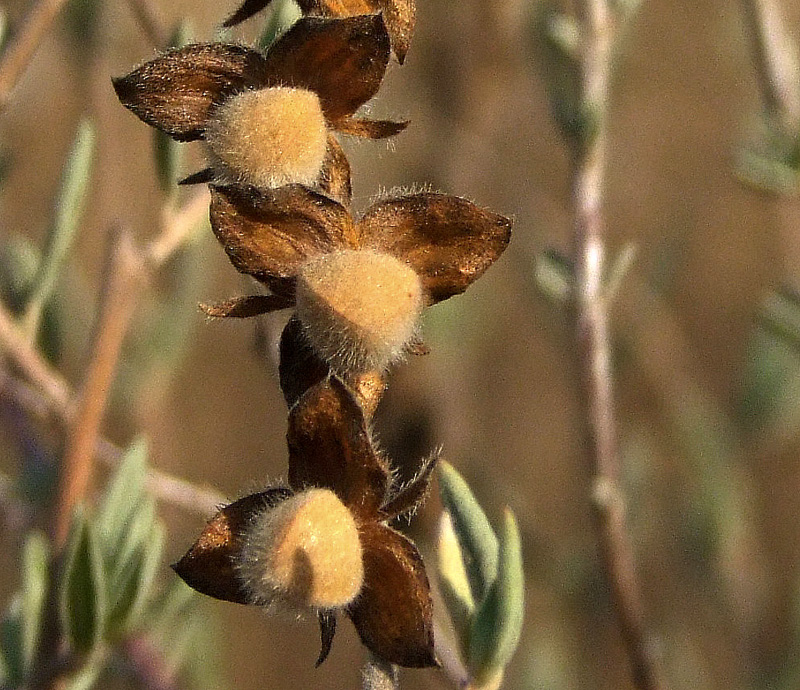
left=204, top=87, right=328, bottom=189
left=237, top=488, right=364, bottom=610
left=294, top=249, right=425, bottom=374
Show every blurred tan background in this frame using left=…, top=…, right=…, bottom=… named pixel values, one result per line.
left=4, top=0, right=800, bottom=688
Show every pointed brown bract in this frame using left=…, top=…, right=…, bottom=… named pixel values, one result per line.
left=348, top=523, right=436, bottom=668
left=287, top=377, right=389, bottom=518
left=317, top=611, right=337, bottom=666
left=260, top=15, right=391, bottom=122
left=209, top=184, right=355, bottom=295
left=173, top=488, right=291, bottom=604
left=380, top=451, right=438, bottom=520
left=113, top=43, right=269, bottom=141
left=223, top=0, right=415, bottom=63
left=334, top=117, right=409, bottom=139
left=318, top=134, right=352, bottom=206
left=359, top=193, right=513, bottom=303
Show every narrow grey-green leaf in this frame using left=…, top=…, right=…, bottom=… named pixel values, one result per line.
left=108, top=521, right=165, bottom=636
left=0, top=235, right=40, bottom=309
left=96, top=437, right=148, bottom=545
left=108, top=497, right=156, bottom=587
left=60, top=509, right=107, bottom=653
left=438, top=461, right=499, bottom=603
left=167, top=18, right=193, bottom=48
left=0, top=641, right=9, bottom=685
left=0, top=8, right=8, bottom=55
left=437, top=512, right=475, bottom=654
left=530, top=1, right=586, bottom=148
left=153, top=130, right=181, bottom=194
left=24, top=119, right=96, bottom=334
left=467, top=509, right=525, bottom=685
left=257, top=0, right=301, bottom=51
left=166, top=605, right=222, bottom=690
left=20, top=531, right=49, bottom=674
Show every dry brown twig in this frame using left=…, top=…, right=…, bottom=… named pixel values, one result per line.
left=569, top=1, right=669, bottom=689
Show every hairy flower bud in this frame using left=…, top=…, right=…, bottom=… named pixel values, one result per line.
left=204, top=87, right=328, bottom=189
left=238, top=488, right=364, bottom=610
left=295, top=250, right=424, bottom=373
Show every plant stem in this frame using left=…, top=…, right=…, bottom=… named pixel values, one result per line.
left=738, top=0, right=800, bottom=137
left=52, top=227, right=145, bottom=548
left=0, top=300, right=71, bottom=410
left=570, top=2, right=668, bottom=690
left=0, top=0, right=71, bottom=110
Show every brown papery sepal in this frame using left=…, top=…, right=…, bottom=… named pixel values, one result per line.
left=209, top=184, right=355, bottom=294
left=172, top=488, right=292, bottom=604
left=359, top=193, right=512, bottom=304
left=260, top=15, right=390, bottom=122
left=347, top=524, right=436, bottom=667
left=113, top=44, right=268, bottom=141
left=223, top=0, right=413, bottom=63
left=287, top=377, right=389, bottom=518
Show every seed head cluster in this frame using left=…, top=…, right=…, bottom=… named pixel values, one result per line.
left=114, top=0, right=511, bottom=672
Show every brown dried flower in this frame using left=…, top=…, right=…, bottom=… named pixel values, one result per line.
left=113, top=15, right=405, bottom=202
left=173, top=377, right=437, bottom=667
left=223, top=1, right=415, bottom=64
left=204, top=184, right=512, bottom=375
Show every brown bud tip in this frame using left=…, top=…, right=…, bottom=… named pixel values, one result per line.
left=204, top=86, right=328, bottom=189
left=295, top=250, right=424, bottom=374
left=238, top=489, right=364, bottom=610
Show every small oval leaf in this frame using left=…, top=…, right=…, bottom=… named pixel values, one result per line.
left=437, top=461, right=498, bottom=603
left=110, top=521, right=166, bottom=636
left=436, top=512, right=474, bottom=654
left=60, top=509, right=107, bottom=654
left=466, top=509, right=524, bottom=685
left=96, top=437, right=148, bottom=545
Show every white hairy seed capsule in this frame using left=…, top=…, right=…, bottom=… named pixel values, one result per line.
left=295, top=250, right=425, bottom=373
left=238, top=489, right=364, bottom=610
left=204, top=87, right=328, bottom=189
